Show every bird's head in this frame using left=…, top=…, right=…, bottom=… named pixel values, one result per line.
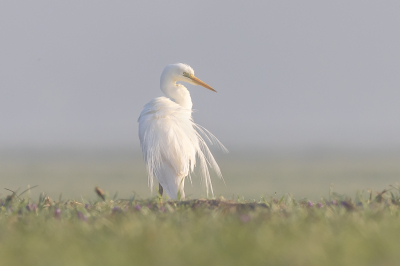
left=161, top=63, right=216, bottom=92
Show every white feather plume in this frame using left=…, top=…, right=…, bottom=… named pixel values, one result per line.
left=138, top=97, right=226, bottom=199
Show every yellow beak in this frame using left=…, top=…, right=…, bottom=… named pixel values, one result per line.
left=189, top=75, right=217, bottom=92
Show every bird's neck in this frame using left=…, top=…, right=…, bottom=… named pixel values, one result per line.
left=160, top=76, right=193, bottom=109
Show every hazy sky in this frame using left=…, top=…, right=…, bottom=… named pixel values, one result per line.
left=1, top=1, right=399, bottom=150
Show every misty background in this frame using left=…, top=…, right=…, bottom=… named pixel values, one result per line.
left=1, top=1, right=399, bottom=200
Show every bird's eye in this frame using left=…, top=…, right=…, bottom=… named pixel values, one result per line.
left=183, top=72, right=189, bottom=77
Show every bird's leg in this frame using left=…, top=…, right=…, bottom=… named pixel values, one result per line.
left=158, top=183, right=163, bottom=196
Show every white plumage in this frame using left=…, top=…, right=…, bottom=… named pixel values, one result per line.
left=138, top=63, right=226, bottom=199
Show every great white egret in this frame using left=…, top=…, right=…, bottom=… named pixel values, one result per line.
left=138, top=63, right=226, bottom=199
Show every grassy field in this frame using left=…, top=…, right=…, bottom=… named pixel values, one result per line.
left=1, top=185, right=400, bottom=266
left=1, top=148, right=400, bottom=265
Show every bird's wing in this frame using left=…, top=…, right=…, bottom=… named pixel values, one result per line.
left=138, top=97, right=196, bottom=192
left=138, top=97, right=226, bottom=198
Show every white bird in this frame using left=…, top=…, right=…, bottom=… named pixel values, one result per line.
left=138, top=63, right=226, bottom=200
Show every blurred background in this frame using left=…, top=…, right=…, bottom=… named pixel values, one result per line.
left=1, top=1, right=399, bottom=200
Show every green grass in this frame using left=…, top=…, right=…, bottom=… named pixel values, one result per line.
left=1, top=186, right=400, bottom=266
